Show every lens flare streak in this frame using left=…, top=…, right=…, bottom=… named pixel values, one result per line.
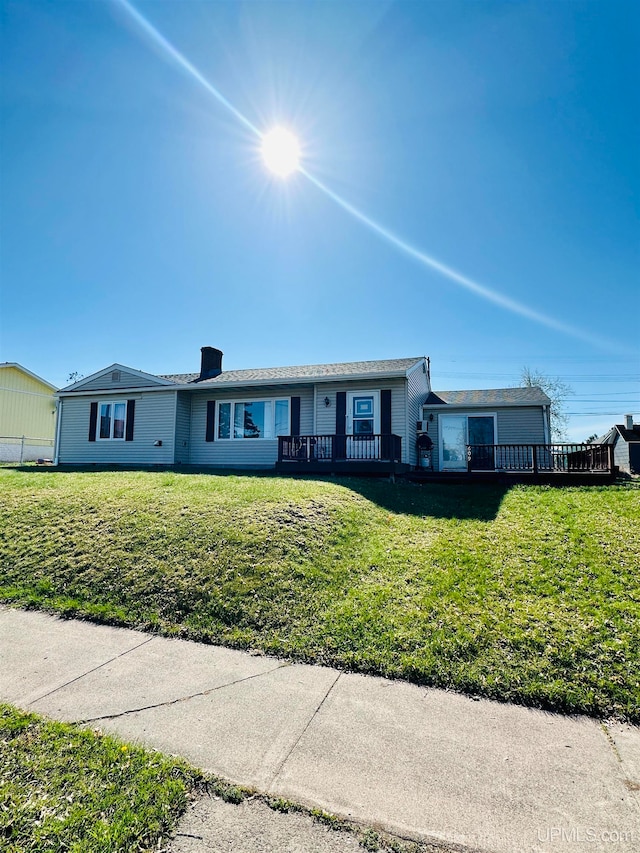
left=116, top=0, right=261, bottom=137
left=115, top=0, right=620, bottom=354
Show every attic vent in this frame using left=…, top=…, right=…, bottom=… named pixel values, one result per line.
left=111, top=371, right=121, bottom=382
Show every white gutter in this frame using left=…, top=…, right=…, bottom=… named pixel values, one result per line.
left=422, top=401, right=549, bottom=410
left=53, top=398, right=63, bottom=465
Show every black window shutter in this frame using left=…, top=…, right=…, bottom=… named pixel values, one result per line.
left=125, top=400, right=136, bottom=441
left=335, top=392, right=346, bottom=434
left=381, top=389, right=392, bottom=459
left=89, top=402, right=98, bottom=442
left=381, top=390, right=392, bottom=434
left=335, top=391, right=346, bottom=459
left=205, top=401, right=216, bottom=442
left=290, top=396, right=301, bottom=436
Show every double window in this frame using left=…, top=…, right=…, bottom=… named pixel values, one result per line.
left=217, top=399, right=290, bottom=440
left=98, top=401, right=126, bottom=440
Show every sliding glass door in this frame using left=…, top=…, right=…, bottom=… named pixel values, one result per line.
left=439, top=415, right=496, bottom=471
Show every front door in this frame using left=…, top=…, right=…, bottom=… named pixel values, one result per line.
left=346, top=392, right=380, bottom=459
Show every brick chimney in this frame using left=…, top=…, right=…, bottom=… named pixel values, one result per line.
left=199, top=347, right=223, bottom=380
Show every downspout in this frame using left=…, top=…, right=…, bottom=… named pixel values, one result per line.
left=53, top=397, right=62, bottom=465
left=543, top=405, right=551, bottom=444
left=403, top=376, right=409, bottom=467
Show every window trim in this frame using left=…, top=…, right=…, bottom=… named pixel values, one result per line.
left=97, top=400, right=128, bottom=441
left=216, top=397, right=291, bottom=441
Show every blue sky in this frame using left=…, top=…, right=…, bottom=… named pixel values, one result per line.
left=1, top=0, right=638, bottom=440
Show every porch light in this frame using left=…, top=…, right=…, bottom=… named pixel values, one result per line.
left=324, top=397, right=331, bottom=407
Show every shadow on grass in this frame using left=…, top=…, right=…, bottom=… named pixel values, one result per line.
left=7, top=464, right=514, bottom=521
left=335, top=477, right=513, bottom=521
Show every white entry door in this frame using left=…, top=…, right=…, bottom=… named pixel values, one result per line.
left=346, top=392, right=380, bottom=459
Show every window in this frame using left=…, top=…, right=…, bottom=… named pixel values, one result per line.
left=217, top=399, right=290, bottom=440
left=98, top=401, right=127, bottom=440
left=352, top=395, right=375, bottom=436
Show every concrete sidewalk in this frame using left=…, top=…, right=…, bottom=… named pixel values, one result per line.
left=2, top=606, right=639, bottom=853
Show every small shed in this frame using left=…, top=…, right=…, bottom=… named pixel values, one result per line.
left=596, top=416, right=640, bottom=475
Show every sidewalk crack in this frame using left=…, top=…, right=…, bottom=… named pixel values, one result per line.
left=266, top=671, right=341, bottom=790
left=75, top=662, right=289, bottom=724
left=26, top=636, right=155, bottom=708
left=601, top=722, right=640, bottom=812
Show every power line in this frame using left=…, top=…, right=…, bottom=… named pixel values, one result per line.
left=435, top=371, right=639, bottom=379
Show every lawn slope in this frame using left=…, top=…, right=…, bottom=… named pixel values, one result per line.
left=1, top=469, right=638, bottom=719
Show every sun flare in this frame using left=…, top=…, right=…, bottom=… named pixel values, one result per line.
left=261, top=127, right=301, bottom=177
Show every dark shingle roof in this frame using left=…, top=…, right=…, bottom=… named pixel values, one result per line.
left=599, top=424, right=640, bottom=444
left=617, top=424, right=640, bottom=441
left=160, top=357, right=423, bottom=387
left=425, top=387, right=551, bottom=406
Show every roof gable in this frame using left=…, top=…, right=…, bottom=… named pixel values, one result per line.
left=0, top=363, right=57, bottom=392
left=59, top=363, right=175, bottom=393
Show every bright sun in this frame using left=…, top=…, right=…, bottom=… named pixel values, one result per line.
left=261, top=127, right=301, bottom=177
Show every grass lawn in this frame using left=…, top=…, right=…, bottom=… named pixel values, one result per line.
left=0, top=703, right=204, bottom=852
left=1, top=469, right=638, bottom=720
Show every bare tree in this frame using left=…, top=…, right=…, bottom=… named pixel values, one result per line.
left=67, top=371, right=84, bottom=384
left=518, top=367, right=573, bottom=441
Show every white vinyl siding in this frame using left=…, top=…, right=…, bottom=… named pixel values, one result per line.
left=314, top=378, right=408, bottom=463
left=189, top=385, right=314, bottom=468
left=422, top=405, right=547, bottom=471
left=57, top=391, right=177, bottom=465
left=406, top=362, right=430, bottom=466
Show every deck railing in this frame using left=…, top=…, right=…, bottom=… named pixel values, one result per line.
left=278, top=434, right=402, bottom=463
left=466, top=443, right=614, bottom=474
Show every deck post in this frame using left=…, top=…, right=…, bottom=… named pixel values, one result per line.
left=608, top=444, right=615, bottom=474
left=532, top=445, right=538, bottom=474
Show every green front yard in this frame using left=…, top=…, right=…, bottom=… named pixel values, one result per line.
left=1, top=469, right=638, bottom=719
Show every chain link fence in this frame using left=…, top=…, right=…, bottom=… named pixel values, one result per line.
left=0, top=436, right=55, bottom=463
